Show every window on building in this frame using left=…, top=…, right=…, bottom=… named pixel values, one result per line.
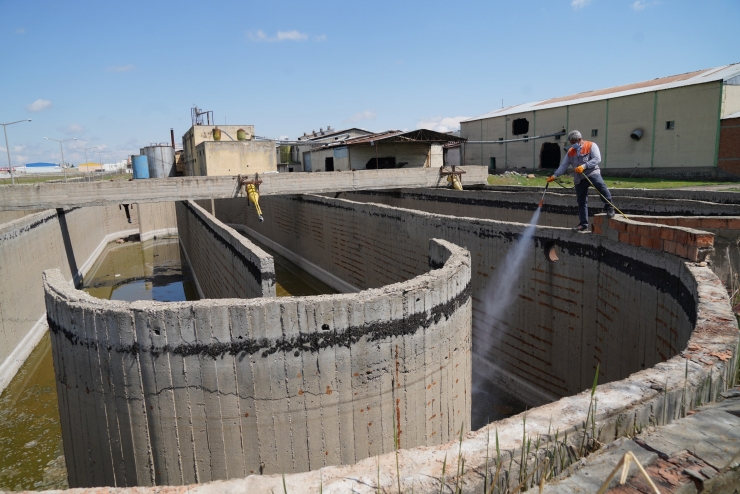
left=591, top=129, right=598, bottom=137
left=512, top=118, right=529, bottom=136
left=325, top=157, right=334, bottom=172
left=489, top=157, right=496, bottom=174
left=666, top=121, right=675, bottom=130
left=365, top=157, right=397, bottom=169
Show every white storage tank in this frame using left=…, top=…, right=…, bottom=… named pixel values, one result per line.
left=140, top=144, right=175, bottom=178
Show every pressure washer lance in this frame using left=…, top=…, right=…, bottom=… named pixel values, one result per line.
left=538, top=181, right=550, bottom=208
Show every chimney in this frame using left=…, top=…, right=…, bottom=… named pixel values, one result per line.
left=170, top=128, right=175, bottom=148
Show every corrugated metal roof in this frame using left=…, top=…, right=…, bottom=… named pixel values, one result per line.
left=464, top=63, right=740, bottom=123
left=311, top=129, right=466, bottom=151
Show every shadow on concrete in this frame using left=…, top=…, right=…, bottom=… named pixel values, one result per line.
left=56, top=208, right=79, bottom=285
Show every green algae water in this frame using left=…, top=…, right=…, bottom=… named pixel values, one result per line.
left=238, top=233, right=339, bottom=297
left=0, top=335, right=66, bottom=491
left=0, top=236, right=198, bottom=491
left=81, top=236, right=199, bottom=303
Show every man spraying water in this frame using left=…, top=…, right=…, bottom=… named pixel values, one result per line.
left=547, top=130, right=615, bottom=232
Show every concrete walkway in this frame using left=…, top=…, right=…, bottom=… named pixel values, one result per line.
left=543, top=386, right=740, bottom=493
left=0, top=167, right=488, bottom=211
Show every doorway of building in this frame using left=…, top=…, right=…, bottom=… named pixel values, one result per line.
left=539, top=142, right=561, bottom=169
left=325, top=157, right=334, bottom=172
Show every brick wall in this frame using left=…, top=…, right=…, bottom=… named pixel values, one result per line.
left=593, top=214, right=721, bottom=261
left=719, top=116, right=740, bottom=176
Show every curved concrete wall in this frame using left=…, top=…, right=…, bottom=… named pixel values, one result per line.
left=43, top=238, right=472, bottom=487
left=236, top=194, right=711, bottom=407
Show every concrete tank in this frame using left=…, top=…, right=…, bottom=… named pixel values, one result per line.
left=141, top=145, right=175, bottom=178
left=131, top=155, right=149, bottom=179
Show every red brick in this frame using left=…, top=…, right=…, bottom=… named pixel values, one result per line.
left=637, top=225, right=651, bottom=237
left=675, top=231, right=689, bottom=244
left=627, top=223, right=639, bottom=235
left=592, top=224, right=602, bottom=235
left=611, top=219, right=626, bottom=231
left=675, top=243, right=688, bottom=258
left=630, top=234, right=641, bottom=246
left=701, top=218, right=727, bottom=229
left=664, top=240, right=677, bottom=254
left=593, top=215, right=604, bottom=226
left=695, top=234, right=714, bottom=248
left=660, top=228, right=674, bottom=241
left=727, top=219, right=740, bottom=230
left=648, top=226, right=662, bottom=238
left=618, top=232, right=630, bottom=243
left=687, top=246, right=699, bottom=262
left=640, top=235, right=652, bottom=248
left=651, top=237, right=662, bottom=250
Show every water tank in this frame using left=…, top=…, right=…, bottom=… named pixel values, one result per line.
left=141, top=145, right=175, bottom=178
left=131, top=155, right=149, bottom=179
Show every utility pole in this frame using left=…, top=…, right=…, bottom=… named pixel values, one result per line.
left=45, top=137, right=77, bottom=182
left=1, top=119, right=32, bottom=185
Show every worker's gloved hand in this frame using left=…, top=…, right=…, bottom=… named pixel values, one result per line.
left=546, top=176, right=556, bottom=183
left=575, top=165, right=585, bottom=174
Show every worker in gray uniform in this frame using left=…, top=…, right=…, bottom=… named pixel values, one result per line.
left=547, top=130, right=615, bottom=231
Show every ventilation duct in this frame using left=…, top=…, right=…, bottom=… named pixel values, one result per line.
left=630, top=129, right=643, bottom=141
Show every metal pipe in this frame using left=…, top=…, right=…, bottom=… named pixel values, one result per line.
left=171, top=128, right=175, bottom=149
left=464, top=130, right=566, bottom=144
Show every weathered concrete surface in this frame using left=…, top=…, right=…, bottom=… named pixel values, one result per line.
left=542, top=389, right=740, bottom=493
left=42, top=238, right=472, bottom=487
left=136, top=202, right=177, bottom=241
left=0, top=205, right=139, bottom=394
left=23, top=261, right=738, bottom=493
left=232, top=194, right=704, bottom=405
left=481, top=184, right=740, bottom=205
left=341, top=187, right=740, bottom=230
left=0, top=166, right=489, bottom=211
left=175, top=200, right=275, bottom=299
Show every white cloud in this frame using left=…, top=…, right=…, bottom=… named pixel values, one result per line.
left=59, top=123, right=85, bottom=135
left=27, top=99, right=52, bottom=112
left=277, top=30, right=307, bottom=41
left=344, top=110, right=377, bottom=123
left=416, top=116, right=469, bottom=133
left=571, top=0, right=592, bottom=9
left=107, top=64, right=136, bottom=72
left=15, top=28, right=25, bottom=34
left=631, top=0, right=658, bottom=10
left=247, top=29, right=319, bottom=42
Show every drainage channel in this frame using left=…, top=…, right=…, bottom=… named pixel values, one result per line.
left=0, top=236, right=198, bottom=491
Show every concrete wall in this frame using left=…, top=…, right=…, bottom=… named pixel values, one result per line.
left=182, top=125, right=255, bottom=176
left=42, top=237, right=472, bottom=487
left=137, top=202, right=178, bottom=241
left=238, top=194, right=705, bottom=407
left=722, top=84, right=740, bottom=118
left=198, top=140, right=277, bottom=177
left=338, top=187, right=740, bottom=230
left=0, top=167, right=489, bottom=211
left=461, top=82, right=724, bottom=174
left=175, top=200, right=275, bottom=299
left=0, top=205, right=139, bottom=393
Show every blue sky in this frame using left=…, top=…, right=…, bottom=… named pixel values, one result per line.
left=1, top=0, right=738, bottom=165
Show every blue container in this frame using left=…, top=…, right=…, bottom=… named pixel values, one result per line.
left=132, top=155, right=149, bottom=179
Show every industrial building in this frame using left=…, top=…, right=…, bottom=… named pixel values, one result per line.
left=182, top=122, right=276, bottom=176
left=277, top=127, right=373, bottom=172
left=302, top=128, right=465, bottom=172
left=461, top=63, right=740, bottom=178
